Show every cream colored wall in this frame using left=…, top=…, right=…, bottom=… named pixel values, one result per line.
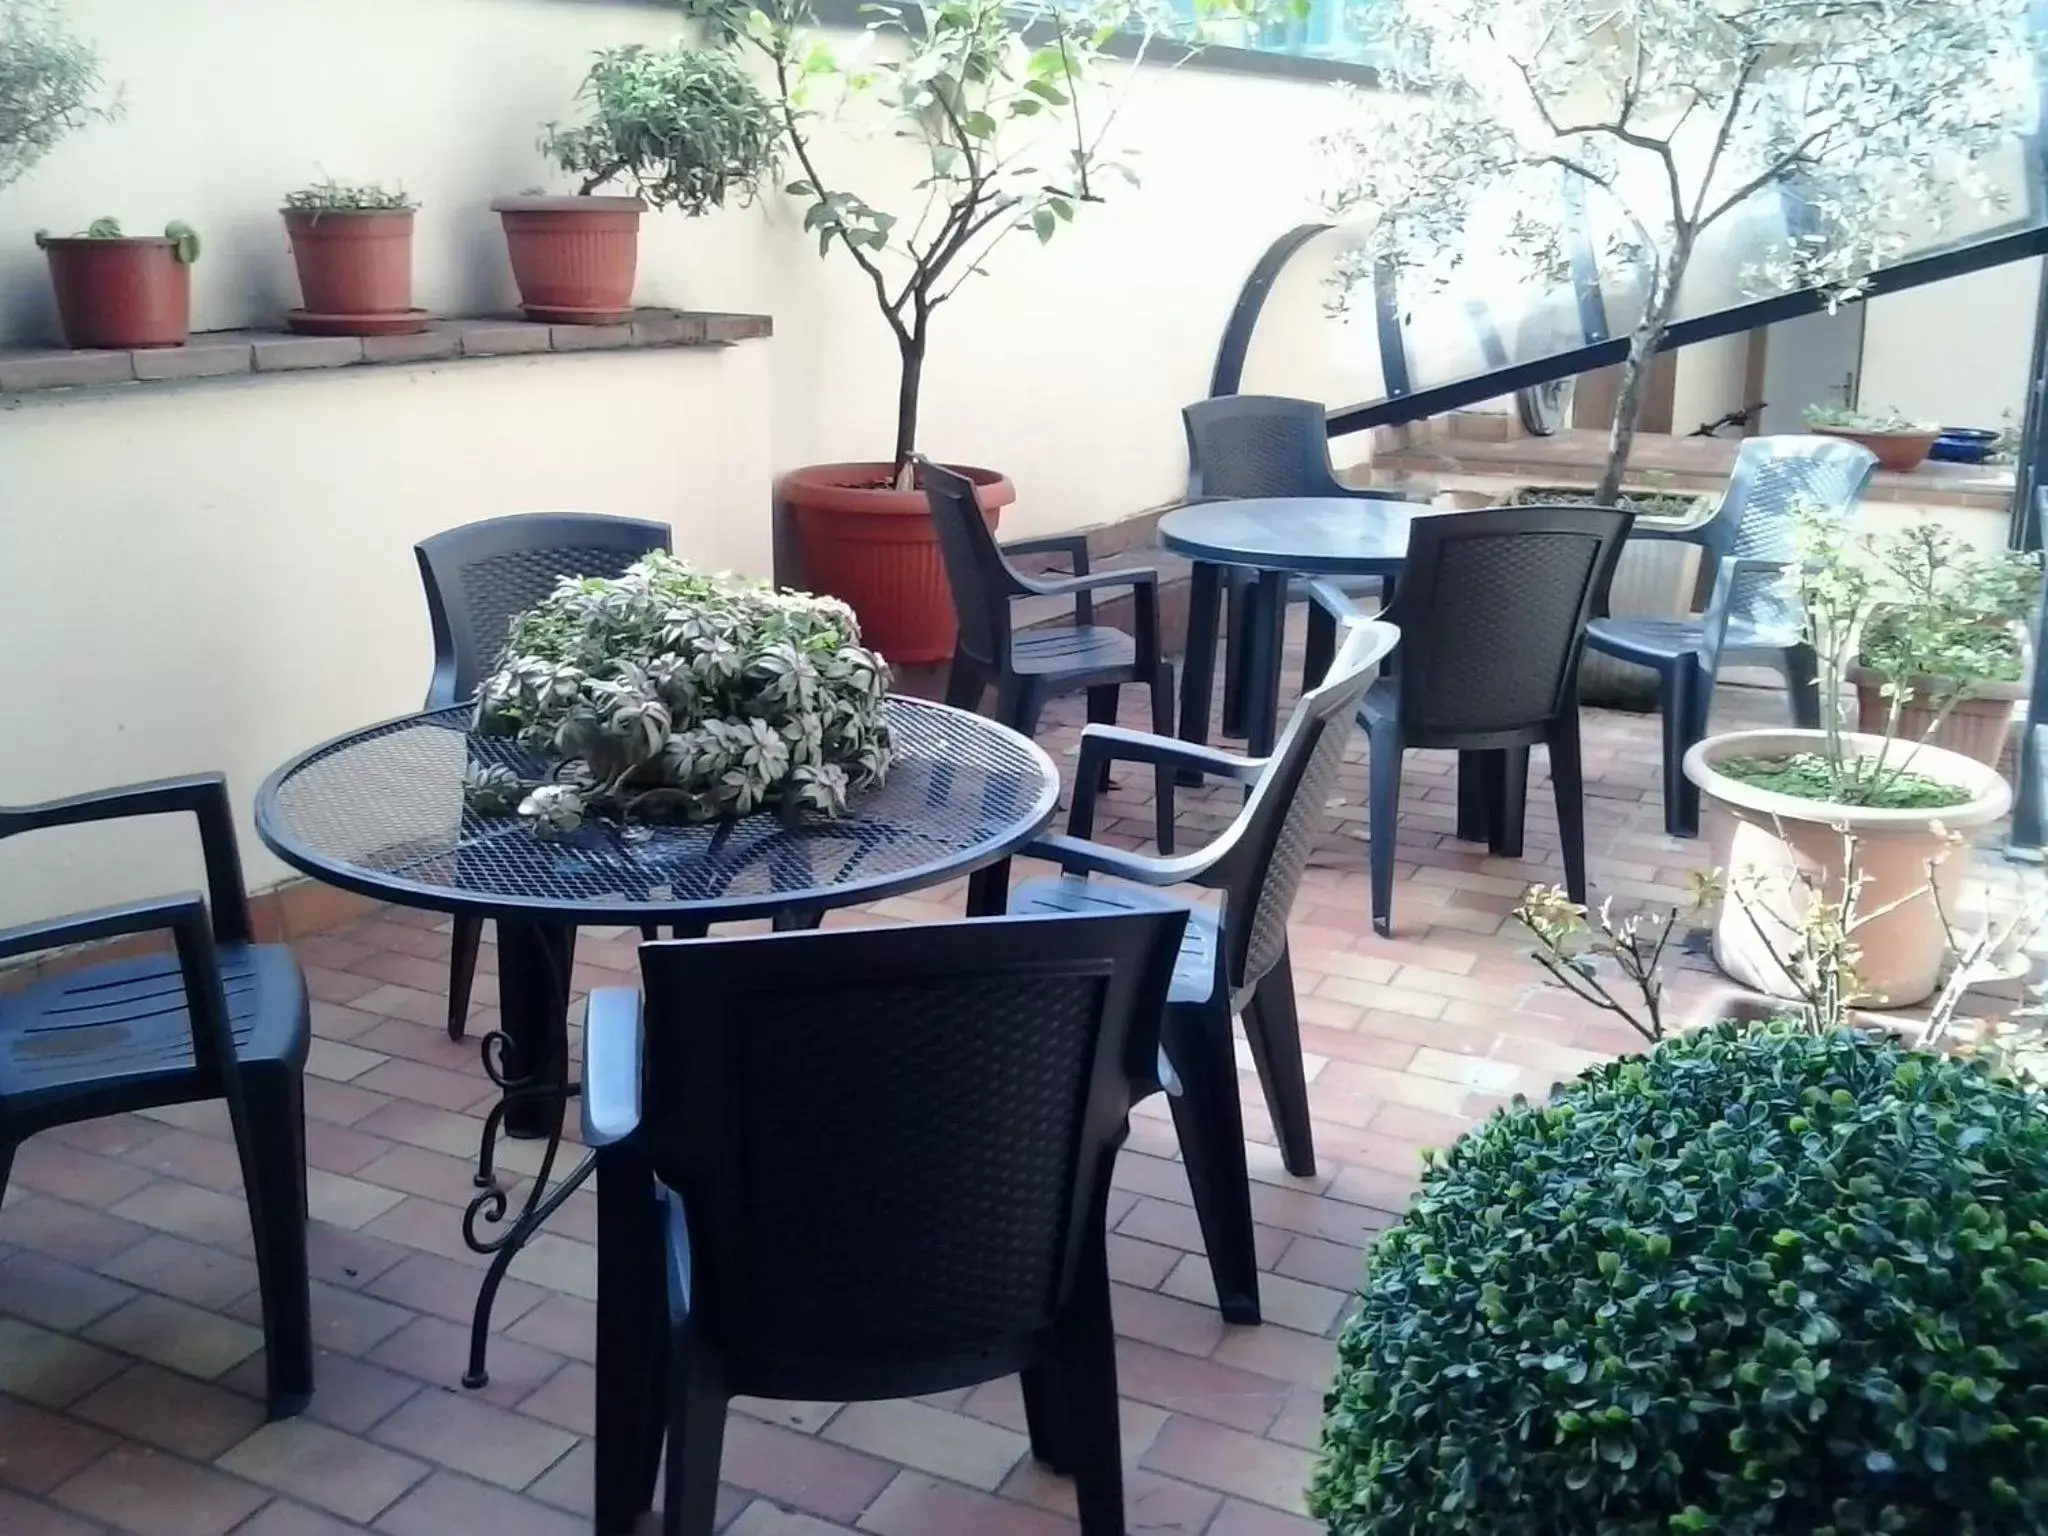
left=1858, top=259, right=2042, bottom=430
left=1668, top=332, right=1751, bottom=437
left=0, top=347, right=775, bottom=923
left=1, top=0, right=1349, bottom=540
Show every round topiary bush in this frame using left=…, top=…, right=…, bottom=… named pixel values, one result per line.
left=1310, top=1022, right=2048, bottom=1535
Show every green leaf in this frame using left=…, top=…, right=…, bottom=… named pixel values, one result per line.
left=962, top=110, right=998, bottom=139
left=1031, top=206, right=1056, bottom=243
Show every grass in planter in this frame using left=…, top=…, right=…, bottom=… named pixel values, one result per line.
left=1505, top=485, right=1706, bottom=519
left=1718, top=751, right=1971, bottom=809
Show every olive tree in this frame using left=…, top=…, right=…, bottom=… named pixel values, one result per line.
left=1319, top=0, right=2040, bottom=505
left=0, top=0, right=110, bottom=193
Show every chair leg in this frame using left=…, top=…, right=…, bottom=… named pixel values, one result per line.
left=1454, top=751, right=1493, bottom=844
left=595, top=1144, right=667, bottom=1534
left=944, top=651, right=984, bottom=711
left=1781, top=644, right=1822, bottom=730
left=1302, top=597, right=1336, bottom=694
left=661, top=1329, right=729, bottom=1536
left=1020, top=1361, right=1070, bottom=1473
left=1164, top=1001, right=1261, bottom=1324
left=1057, top=1228, right=1126, bottom=1535
left=234, top=1065, right=314, bottom=1419
left=1550, top=720, right=1589, bottom=908
left=1085, top=684, right=1120, bottom=791
left=0, top=1140, right=14, bottom=1209
left=1180, top=561, right=1223, bottom=763
left=995, top=677, right=1046, bottom=741
left=1662, top=664, right=1703, bottom=839
left=1367, top=716, right=1404, bottom=939
left=1240, top=945, right=1315, bottom=1178
left=447, top=914, right=483, bottom=1042
left=1488, top=747, right=1530, bottom=860
left=1151, top=662, right=1178, bottom=856
left=1222, top=569, right=1250, bottom=738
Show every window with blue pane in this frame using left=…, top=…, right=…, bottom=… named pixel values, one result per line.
left=1163, top=0, right=1387, bottom=65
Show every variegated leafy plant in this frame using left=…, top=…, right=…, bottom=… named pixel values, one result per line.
left=465, top=554, right=893, bottom=832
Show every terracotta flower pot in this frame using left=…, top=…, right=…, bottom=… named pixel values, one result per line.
left=785, top=462, right=1017, bottom=665
left=1848, top=662, right=2026, bottom=770
left=42, top=236, right=191, bottom=349
left=1683, top=728, right=2011, bottom=1008
left=282, top=208, right=423, bottom=335
left=491, top=195, right=644, bottom=324
left=1809, top=425, right=1938, bottom=473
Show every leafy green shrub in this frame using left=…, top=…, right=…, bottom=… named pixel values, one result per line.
left=467, top=554, right=892, bottom=831
left=282, top=180, right=416, bottom=213
left=1310, top=1023, right=2048, bottom=1535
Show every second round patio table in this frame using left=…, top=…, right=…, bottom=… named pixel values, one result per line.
left=254, top=694, right=1060, bottom=1401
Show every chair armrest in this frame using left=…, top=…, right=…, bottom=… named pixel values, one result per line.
left=1023, top=832, right=1225, bottom=888
left=581, top=987, right=644, bottom=1148
left=1017, top=565, right=1157, bottom=598
left=1004, top=535, right=1093, bottom=622
left=1304, top=579, right=1368, bottom=624
left=1070, top=724, right=1265, bottom=839
left=1623, top=522, right=1713, bottom=545
left=1019, top=567, right=1163, bottom=663
left=0, top=775, right=252, bottom=943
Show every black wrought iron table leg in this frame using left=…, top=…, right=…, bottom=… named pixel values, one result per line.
left=1178, top=560, right=1224, bottom=782
left=494, top=920, right=576, bottom=1141
left=463, top=1138, right=595, bottom=1388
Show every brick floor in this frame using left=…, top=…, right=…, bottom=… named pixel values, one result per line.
left=0, top=656, right=1948, bottom=1534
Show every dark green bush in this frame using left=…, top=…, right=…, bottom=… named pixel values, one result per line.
left=1310, top=1023, right=2048, bottom=1535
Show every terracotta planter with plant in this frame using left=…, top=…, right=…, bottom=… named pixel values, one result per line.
left=1805, top=404, right=1941, bottom=472
left=37, top=219, right=200, bottom=349
left=281, top=180, right=424, bottom=336
left=714, top=0, right=1156, bottom=659
left=496, top=43, right=777, bottom=323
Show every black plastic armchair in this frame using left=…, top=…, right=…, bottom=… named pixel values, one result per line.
left=1000, top=618, right=1400, bottom=1324
left=1181, top=395, right=1405, bottom=740
left=1330, top=505, right=1631, bottom=936
left=1585, top=434, right=1877, bottom=837
left=0, top=775, right=313, bottom=1419
left=415, top=512, right=672, bottom=1038
left=923, top=458, right=1179, bottom=853
left=582, top=910, right=1188, bottom=1536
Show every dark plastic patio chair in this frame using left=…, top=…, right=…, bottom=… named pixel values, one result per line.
left=1181, top=395, right=1405, bottom=735
left=415, top=512, right=672, bottom=1038
left=0, top=774, right=313, bottom=1419
left=582, top=910, right=1188, bottom=1536
left=1002, top=617, right=1400, bottom=1323
left=1341, top=505, right=1631, bottom=937
left=1584, top=434, right=1877, bottom=837
left=923, top=458, right=1179, bottom=853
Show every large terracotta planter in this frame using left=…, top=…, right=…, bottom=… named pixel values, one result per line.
left=43, top=236, right=190, bottom=349
left=283, top=209, right=423, bottom=335
left=785, top=462, right=1016, bottom=665
left=1809, top=425, right=1938, bottom=473
left=1684, top=728, right=2010, bottom=1007
left=1849, top=663, right=2026, bottom=770
left=491, top=195, right=643, bottom=324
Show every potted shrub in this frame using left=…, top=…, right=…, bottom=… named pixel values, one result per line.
left=493, top=43, right=778, bottom=325
left=0, top=0, right=114, bottom=193
left=1805, top=403, right=1943, bottom=473
left=1309, top=1018, right=2048, bottom=1536
left=281, top=180, right=424, bottom=336
left=36, top=218, right=200, bottom=349
left=463, top=553, right=893, bottom=832
left=701, top=0, right=1161, bottom=663
left=1682, top=509, right=2013, bottom=1008
left=1849, top=524, right=2042, bottom=768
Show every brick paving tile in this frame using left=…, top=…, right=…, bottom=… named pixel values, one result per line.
left=518, top=1357, right=594, bottom=1435
left=71, top=1363, right=265, bottom=1462
left=721, top=1416, right=897, bottom=1522
left=369, top=1385, right=577, bottom=1490
left=370, top=1470, right=584, bottom=1536
left=0, top=1318, right=129, bottom=1407
left=98, top=1235, right=257, bottom=1311
left=50, top=1443, right=270, bottom=1536
left=823, top=1399, right=1029, bottom=1492
left=84, top=1294, right=263, bottom=1381
left=0, top=1393, right=118, bottom=1494
left=233, top=1499, right=373, bottom=1536
left=859, top=1471, right=1078, bottom=1536
left=364, top=1315, right=565, bottom=1411
left=217, top=1417, right=430, bottom=1522
left=0, top=1252, right=138, bottom=1333
left=0, top=1486, right=109, bottom=1535
left=1140, top=1413, right=1320, bottom=1511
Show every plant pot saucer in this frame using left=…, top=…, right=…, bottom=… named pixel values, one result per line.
left=287, top=308, right=431, bottom=337
left=519, top=302, right=632, bottom=325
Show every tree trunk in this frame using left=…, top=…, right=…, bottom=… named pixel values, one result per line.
left=1593, top=244, right=1691, bottom=507
left=892, top=332, right=924, bottom=485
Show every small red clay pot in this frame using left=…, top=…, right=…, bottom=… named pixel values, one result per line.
left=43, top=236, right=191, bottom=349
left=283, top=208, right=417, bottom=329
left=1809, top=425, right=1939, bottom=474
left=491, top=195, right=644, bottom=324
left=784, top=462, right=1018, bottom=665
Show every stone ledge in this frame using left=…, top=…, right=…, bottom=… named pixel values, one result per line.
left=0, top=309, right=773, bottom=396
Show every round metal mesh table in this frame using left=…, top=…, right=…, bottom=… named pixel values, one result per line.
left=256, top=696, right=1060, bottom=926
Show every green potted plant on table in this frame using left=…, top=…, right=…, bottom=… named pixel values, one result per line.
left=1848, top=524, right=2041, bottom=768
left=281, top=180, right=424, bottom=336
left=689, top=0, right=1166, bottom=663
left=464, top=553, right=893, bottom=832
left=36, top=218, right=200, bottom=349
left=1682, top=510, right=2015, bottom=1008
left=1805, top=403, right=1942, bottom=473
left=494, top=43, right=778, bottom=324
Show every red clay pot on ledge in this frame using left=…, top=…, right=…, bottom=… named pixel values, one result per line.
left=283, top=208, right=425, bottom=336
left=491, top=195, right=644, bottom=324
left=785, top=462, right=1017, bottom=665
left=43, top=236, right=190, bottom=349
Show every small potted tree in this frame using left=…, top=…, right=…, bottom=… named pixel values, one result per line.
left=37, top=218, right=201, bottom=349
left=1848, top=524, right=2041, bottom=767
left=0, top=0, right=113, bottom=193
left=1804, top=404, right=1943, bottom=473
left=281, top=180, right=423, bottom=336
left=493, top=43, right=778, bottom=324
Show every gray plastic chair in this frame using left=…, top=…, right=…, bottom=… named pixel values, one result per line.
left=1585, top=435, right=1877, bottom=837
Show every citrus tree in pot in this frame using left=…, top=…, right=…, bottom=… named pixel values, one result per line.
left=687, top=0, right=1166, bottom=663
left=281, top=180, right=423, bottom=337
left=1683, top=509, right=2016, bottom=1007
left=496, top=43, right=779, bottom=324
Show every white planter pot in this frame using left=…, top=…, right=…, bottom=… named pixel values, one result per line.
left=1682, top=729, right=2011, bottom=1008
